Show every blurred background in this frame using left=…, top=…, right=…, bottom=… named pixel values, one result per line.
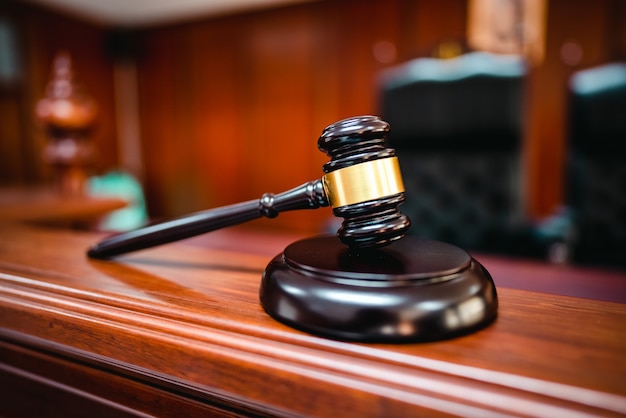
left=0, top=0, right=624, bottom=265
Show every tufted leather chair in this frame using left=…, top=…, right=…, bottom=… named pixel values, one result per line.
left=379, top=52, right=536, bottom=254
left=566, top=63, right=626, bottom=266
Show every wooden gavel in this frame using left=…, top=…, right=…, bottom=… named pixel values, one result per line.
left=87, top=115, right=411, bottom=259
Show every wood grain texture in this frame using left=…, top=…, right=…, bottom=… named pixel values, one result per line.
left=132, top=0, right=626, bottom=229
left=0, top=223, right=624, bottom=417
left=134, top=0, right=468, bottom=235
left=4, top=0, right=626, bottom=231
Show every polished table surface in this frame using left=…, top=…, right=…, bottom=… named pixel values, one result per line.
left=0, top=187, right=127, bottom=224
left=0, top=223, right=625, bottom=417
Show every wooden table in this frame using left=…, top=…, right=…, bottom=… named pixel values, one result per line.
left=0, top=223, right=624, bottom=417
left=0, top=187, right=127, bottom=225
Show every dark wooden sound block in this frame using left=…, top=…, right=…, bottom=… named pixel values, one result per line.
left=260, top=235, right=498, bottom=342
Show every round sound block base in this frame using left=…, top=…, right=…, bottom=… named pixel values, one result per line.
left=260, top=235, right=498, bottom=342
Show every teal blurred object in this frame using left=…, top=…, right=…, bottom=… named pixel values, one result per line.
left=87, top=170, right=148, bottom=231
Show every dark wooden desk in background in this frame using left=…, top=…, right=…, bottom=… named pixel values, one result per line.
left=0, top=187, right=127, bottom=226
left=0, top=223, right=624, bottom=417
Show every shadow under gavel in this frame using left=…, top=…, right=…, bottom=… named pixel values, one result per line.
left=87, top=115, right=410, bottom=259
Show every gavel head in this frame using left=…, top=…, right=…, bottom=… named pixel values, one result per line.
left=318, top=115, right=411, bottom=248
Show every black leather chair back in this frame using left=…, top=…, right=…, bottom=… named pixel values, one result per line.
left=566, top=63, right=626, bottom=265
left=379, top=52, right=529, bottom=253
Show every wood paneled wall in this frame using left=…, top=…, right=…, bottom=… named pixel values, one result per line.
left=3, top=0, right=625, bottom=236
left=136, top=0, right=625, bottom=230
left=136, top=0, right=467, bottom=233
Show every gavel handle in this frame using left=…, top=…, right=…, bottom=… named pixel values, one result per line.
left=87, top=180, right=328, bottom=259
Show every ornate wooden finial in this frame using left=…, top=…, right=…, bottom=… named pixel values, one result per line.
left=36, top=51, right=97, bottom=130
left=36, top=51, right=98, bottom=195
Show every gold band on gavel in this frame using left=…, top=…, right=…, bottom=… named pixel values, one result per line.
left=322, top=157, right=405, bottom=208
